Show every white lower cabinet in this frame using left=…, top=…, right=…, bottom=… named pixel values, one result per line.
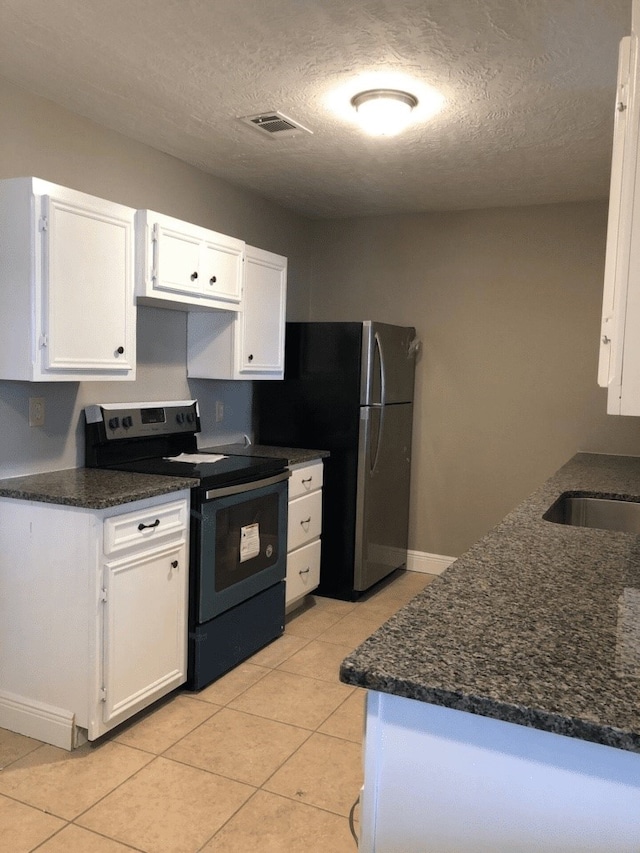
left=102, top=538, right=187, bottom=727
left=0, top=491, right=189, bottom=749
left=286, top=461, right=323, bottom=611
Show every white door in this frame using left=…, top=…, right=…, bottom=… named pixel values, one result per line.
left=200, top=237, right=244, bottom=304
left=239, top=247, right=286, bottom=374
left=42, top=193, right=134, bottom=374
left=102, top=540, right=187, bottom=725
left=153, top=223, right=202, bottom=296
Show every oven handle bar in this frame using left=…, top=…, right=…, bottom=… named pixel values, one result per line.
left=204, top=470, right=290, bottom=501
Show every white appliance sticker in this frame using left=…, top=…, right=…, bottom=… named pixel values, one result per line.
left=240, top=523, right=260, bottom=563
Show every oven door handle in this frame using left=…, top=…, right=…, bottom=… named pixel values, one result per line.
left=205, top=469, right=290, bottom=500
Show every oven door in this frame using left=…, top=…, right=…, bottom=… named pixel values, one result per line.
left=197, top=471, right=289, bottom=621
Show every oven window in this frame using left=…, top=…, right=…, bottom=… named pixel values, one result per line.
left=214, top=492, right=279, bottom=591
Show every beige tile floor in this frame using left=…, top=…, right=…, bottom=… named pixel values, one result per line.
left=0, top=570, right=434, bottom=853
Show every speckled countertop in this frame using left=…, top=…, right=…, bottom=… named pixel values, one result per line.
left=203, top=443, right=329, bottom=466
left=341, top=452, right=640, bottom=754
left=0, top=468, right=197, bottom=509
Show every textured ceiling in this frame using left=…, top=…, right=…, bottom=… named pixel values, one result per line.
left=0, top=0, right=632, bottom=218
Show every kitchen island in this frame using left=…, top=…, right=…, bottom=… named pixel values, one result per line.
left=340, top=453, right=640, bottom=852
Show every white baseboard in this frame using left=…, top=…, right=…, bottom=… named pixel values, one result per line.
left=0, top=689, right=76, bottom=750
left=407, top=550, right=455, bottom=575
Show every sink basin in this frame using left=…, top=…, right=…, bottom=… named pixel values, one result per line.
left=543, top=494, right=640, bottom=533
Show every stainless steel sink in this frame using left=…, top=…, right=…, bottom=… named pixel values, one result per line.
left=543, top=494, right=640, bottom=533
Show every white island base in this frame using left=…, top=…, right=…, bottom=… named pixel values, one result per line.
left=360, top=691, right=640, bottom=852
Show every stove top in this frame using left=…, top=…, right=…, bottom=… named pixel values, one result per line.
left=84, top=400, right=288, bottom=490
left=109, top=451, right=288, bottom=489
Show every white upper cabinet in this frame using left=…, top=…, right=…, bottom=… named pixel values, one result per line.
left=187, top=245, right=287, bottom=380
left=136, top=210, right=245, bottom=311
left=598, top=5, right=640, bottom=415
left=0, top=177, right=135, bottom=381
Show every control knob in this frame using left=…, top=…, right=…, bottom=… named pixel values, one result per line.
left=176, top=413, right=185, bottom=425
left=186, top=412, right=195, bottom=424
left=108, top=417, right=120, bottom=430
left=122, top=416, right=133, bottom=429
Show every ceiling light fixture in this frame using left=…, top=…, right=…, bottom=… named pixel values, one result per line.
left=351, top=89, right=419, bottom=137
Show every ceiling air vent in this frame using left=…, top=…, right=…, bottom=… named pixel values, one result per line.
left=239, top=111, right=312, bottom=138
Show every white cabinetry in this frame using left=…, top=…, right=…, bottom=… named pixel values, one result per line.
left=187, top=245, right=287, bottom=380
left=0, top=492, right=189, bottom=749
left=360, top=692, right=640, bottom=852
left=136, top=210, right=244, bottom=311
left=286, top=460, right=323, bottom=610
left=598, top=4, right=640, bottom=415
left=0, top=177, right=135, bottom=381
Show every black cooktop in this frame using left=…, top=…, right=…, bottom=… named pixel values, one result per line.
left=106, top=450, right=288, bottom=490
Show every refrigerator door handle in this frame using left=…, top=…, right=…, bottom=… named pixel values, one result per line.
left=367, top=405, right=384, bottom=474
left=374, top=331, right=386, bottom=406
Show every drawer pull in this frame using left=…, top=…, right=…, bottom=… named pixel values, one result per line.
left=171, top=560, right=179, bottom=569
left=138, top=519, right=160, bottom=531
left=300, top=517, right=311, bottom=526
left=301, top=476, right=313, bottom=485
left=299, top=567, right=310, bottom=575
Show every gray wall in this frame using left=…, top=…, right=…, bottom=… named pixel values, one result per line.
left=0, top=76, right=313, bottom=477
left=310, top=205, right=640, bottom=557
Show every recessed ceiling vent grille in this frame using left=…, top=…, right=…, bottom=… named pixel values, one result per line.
left=239, top=111, right=312, bottom=138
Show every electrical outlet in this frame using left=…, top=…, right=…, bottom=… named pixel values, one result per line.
left=29, top=397, right=45, bottom=427
left=215, top=400, right=224, bottom=422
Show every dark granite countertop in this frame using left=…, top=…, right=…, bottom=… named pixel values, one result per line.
left=203, top=443, right=329, bottom=466
left=0, top=468, right=197, bottom=510
left=341, top=452, right=640, bottom=753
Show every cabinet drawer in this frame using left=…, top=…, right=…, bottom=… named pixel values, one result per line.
left=287, top=490, right=322, bottom=552
left=289, top=461, right=323, bottom=500
left=287, top=539, right=321, bottom=604
left=104, top=499, right=188, bottom=555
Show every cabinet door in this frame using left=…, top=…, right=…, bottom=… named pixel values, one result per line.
left=153, top=221, right=202, bottom=296
left=42, top=192, right=134, bottom=375
left=200, top=236, right=244, bottom=304
left=102, top=540, right=187, bottom=725
left=237, top=246, right=287, bottom=375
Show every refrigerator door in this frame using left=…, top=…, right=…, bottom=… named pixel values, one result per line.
left=354, top=402, right=414, bottom=591
left=360, top=322, right=417, bottom=406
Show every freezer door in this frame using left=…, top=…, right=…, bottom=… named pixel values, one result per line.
left=354, top=402, right=413, bottom=592
left=360, top=322, right=417, bottom=405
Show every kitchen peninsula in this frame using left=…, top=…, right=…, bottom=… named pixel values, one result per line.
left=341, top=453, right=640, bottom=852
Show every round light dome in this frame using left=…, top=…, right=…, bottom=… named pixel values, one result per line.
left=351, top=89, right=419, bottom=137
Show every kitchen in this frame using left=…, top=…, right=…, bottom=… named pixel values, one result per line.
left=1, top=0, right=640, bottom=850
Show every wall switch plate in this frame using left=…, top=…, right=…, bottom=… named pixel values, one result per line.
left=29, top=397, right=45, bottom=427
left=215, top=401, right=224, bottom=422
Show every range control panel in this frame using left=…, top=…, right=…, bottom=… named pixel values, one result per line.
left=85, top=400, right=200, bottom=440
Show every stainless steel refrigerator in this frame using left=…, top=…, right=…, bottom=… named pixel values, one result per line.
left=255, top=321, right=418, bottom=600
